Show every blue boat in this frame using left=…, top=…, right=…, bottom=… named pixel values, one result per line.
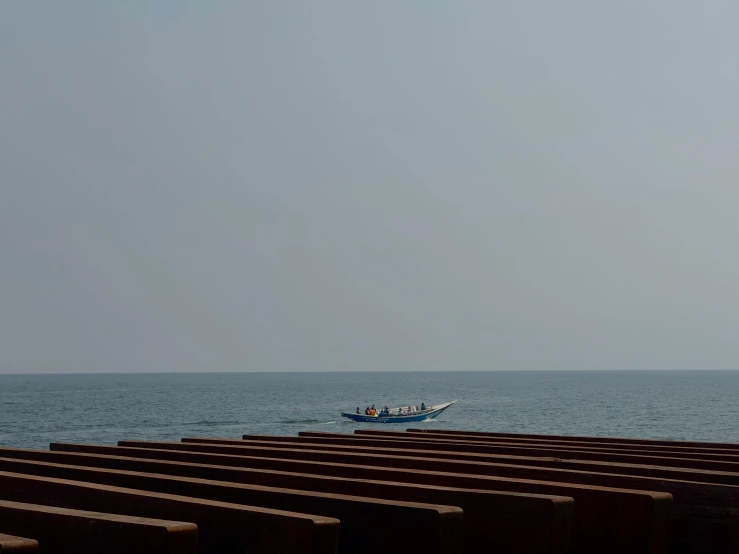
left=341, top=401, right=457, bottom=424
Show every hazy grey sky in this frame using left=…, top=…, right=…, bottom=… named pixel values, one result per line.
left=1, top=1, right=738, bottom=373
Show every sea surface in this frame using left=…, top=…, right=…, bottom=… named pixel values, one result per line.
left=1, top=371, right=738, bottom=450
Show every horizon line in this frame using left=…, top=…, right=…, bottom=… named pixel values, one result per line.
left=2, top=368, right=738, bottom=376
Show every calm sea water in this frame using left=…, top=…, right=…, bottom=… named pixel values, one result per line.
left=1, top=371, right=738, bottom=450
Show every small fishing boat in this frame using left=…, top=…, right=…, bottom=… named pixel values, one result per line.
left=341, top=401, right=457, bottom=423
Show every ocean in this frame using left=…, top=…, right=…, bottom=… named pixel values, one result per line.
left=1, top=371, right=737, bottom=450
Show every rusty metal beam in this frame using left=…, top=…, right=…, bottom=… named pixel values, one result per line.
left=0, top=446, right=573, bottom=554
left=0, top=470, right=339, bottom=554
left=252, top=432, right=739, bottom=473
left=109, top=440, right=670, bottom=554
left=405, top=429, right=739, bottom=451
left=352, top=430, right=739, bottom=461
left=0, top=458, right=462, bottom=554
left=0, top=534, right=38, bottom=553
left=0, top=499, right=197, bottom=554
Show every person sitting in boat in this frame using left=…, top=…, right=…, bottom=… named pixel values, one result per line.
left=364, top=406, right=370, bottom=415
left=421, top=402, right=426, bottom=411
left=356, top=407, right=360, bottom=414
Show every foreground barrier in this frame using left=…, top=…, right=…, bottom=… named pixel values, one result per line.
left=253, top=434, right=739, bottom=554
left=115, top=439, right=671, bottom=554
left=2, top=426, right=737, bottom=553
left=52, top=439, right=736, bottom=487
left=406, top=429, right=739, bottom=451
left=0, top=471, right=339, bottom=554
left=0, top=534, right=38, bottom=553
left=399, top=430, right=739, bottom=456
left=182, top=436, right=739, bottom=554
left=350, top=430, right=739, bottom=464
left=0, top=499, right=197, bottom=554
left=247, top=432, right=739, bottom=473
left=0, top=457, right=462, bottom=554
left=0, top=447, right=567, bottom=554
left=187, top=435, right=739, bottom=487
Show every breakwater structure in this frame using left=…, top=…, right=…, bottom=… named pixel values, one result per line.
left=0, top=429, right=738, bottom=553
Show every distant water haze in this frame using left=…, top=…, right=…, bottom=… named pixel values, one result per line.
left=1, top=2, right=738, bottom=373
left=1, top=371, right=737, bottom=450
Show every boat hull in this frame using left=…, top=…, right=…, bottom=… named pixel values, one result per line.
left=341, top=401, right=456, bottom=424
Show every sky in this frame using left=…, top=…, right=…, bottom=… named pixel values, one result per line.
left=1, top=1, right=738, bottom=374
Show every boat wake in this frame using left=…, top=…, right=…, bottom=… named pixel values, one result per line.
left=279, top=419, right=336, bottom=425
left=190, top=420, right=243, bottom=427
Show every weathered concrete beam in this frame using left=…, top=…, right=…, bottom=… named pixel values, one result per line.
left=0, top=499, right=197, bottom=554
left=0, top=471, right=339, bottom=554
